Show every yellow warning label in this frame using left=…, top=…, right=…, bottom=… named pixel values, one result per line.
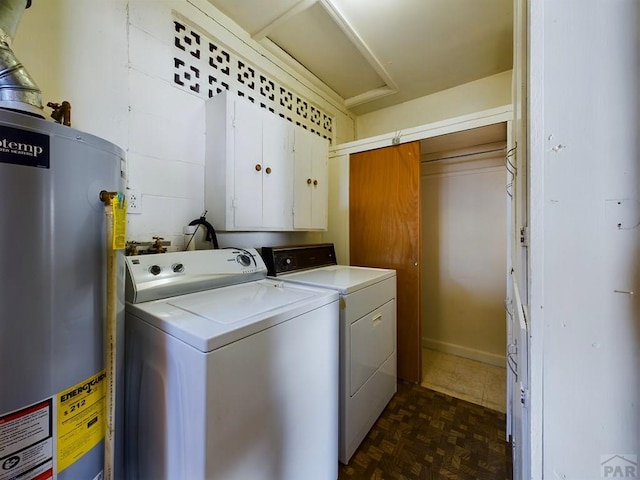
left=56, top=370, right=106, bottom=472
left=112, top=197, right=126, bottom=250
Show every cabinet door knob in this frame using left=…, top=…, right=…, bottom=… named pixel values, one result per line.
left=307, top=178, right=312, bottom=185
left=313, top=179, right=318, bottom=186
left=265, top=167, right=272, bottom=174
left=255, top=164, right=262, bottom=172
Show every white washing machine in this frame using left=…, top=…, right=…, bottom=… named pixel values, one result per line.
left=261, top=244, right=397, bottom=464
left=124, top=248, right=339, bottom=480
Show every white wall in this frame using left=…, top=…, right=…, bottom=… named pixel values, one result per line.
left=324, top=153, right=350, bottom=264
left=14, top=1, right=129, bottom=148
left=356, top=71, right=512, bottom=139
left=13, top=0, right=355, bottom=250
left=528, top=1, right=640, bottom=477
left=421, top=154, right=507, bottom=366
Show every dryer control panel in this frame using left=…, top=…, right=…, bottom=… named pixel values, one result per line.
left=125, top=248, right=266, bottom=304
left=261, top=243, right=337, bottom=276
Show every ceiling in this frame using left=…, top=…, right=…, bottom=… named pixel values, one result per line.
left=205, top=0, right=513, bottom=116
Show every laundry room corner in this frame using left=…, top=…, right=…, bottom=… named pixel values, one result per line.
left=13, top=0, right=357, bottom=251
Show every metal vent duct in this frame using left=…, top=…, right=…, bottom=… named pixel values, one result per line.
left=0, top=0, right=43, bottom=117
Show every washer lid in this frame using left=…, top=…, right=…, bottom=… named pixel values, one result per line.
left=168, top=281, right=312, bottom=324
left=277, top=265, right=395, bottom=294
left=127, top=279, right=337, bottom=352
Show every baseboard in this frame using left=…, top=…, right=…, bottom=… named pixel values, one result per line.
left=422, top=338, right=506, bottom=368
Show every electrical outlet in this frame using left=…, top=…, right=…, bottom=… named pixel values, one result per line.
left=126, top=189, right=142, bottom=214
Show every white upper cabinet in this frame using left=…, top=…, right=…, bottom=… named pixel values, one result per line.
left=206, top=91, right=328, bottom=231
left=293, top=127, right=328, bottom=230
left=259, top=110, right=293, bottom=228
left=205, top=91, right=293, bottom=231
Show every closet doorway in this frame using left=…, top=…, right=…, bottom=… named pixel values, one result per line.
left=419, top=123, right=508, bottom=412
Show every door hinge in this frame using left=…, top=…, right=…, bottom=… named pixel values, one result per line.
left=520, top=384, right=529, bottom=409
left=520, top=226, right=529, bottom=247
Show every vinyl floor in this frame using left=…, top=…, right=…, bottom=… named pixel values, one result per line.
left=337, top=380, right=512, bottom=480
left=421, top=349, right=507, bottom=413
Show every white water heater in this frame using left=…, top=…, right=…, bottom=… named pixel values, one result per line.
left=0, top=109, right=125, bottom=480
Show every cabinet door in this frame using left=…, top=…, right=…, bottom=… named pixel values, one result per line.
left=293, top=129, right=328, bottom=230
left=309, top=133, right=328, bottom=229
left=293, top=128, right=314, bottom=229
left=232, top=97, right=263, bottom=228
left=261, top=111, right=293, bottom=229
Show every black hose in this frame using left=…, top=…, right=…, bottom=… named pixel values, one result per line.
left=188, top=213, right=219, bottom=249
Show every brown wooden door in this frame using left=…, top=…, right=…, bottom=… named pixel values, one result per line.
left=349, top=142, right=421, bottom=383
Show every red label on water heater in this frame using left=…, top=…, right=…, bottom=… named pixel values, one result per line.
left=0, top=399, right=54, bottom=480
left=0, top=124, right=50, bottom=169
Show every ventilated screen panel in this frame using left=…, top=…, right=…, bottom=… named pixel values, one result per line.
left=173, top=15, right=333, bottom=143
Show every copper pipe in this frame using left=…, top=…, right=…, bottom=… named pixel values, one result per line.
left=47, top=101, right=71, bottom=126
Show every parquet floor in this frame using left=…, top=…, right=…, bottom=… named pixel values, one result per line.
left=338, top=381, right=512, bottom=480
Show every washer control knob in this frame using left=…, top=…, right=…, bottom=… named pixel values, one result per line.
left=149, top=265, right=162, bottom=276
left=172, top=263, right=185, bottom=273
left=237, top=254, right=251, bottom=267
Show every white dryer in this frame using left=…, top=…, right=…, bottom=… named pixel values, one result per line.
left=124, top=248, right=339, bottom=480
left=261, top=244, right=397, bottom=464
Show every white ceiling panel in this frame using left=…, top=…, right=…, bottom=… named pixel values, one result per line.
left=266, top=2, right=386, bottom=99
left=205, top=0, right=513, bottom=115
left=206, top=0, right=304, bottom=35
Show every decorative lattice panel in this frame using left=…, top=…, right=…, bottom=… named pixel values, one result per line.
left=173, top=16, right=333, bottom=143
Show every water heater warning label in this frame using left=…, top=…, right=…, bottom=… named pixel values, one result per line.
left=0, top=399, right=54, bottom=480
left=57, top=370, right=106, bottom=472
left=0, top=125, right=50, bottom=169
